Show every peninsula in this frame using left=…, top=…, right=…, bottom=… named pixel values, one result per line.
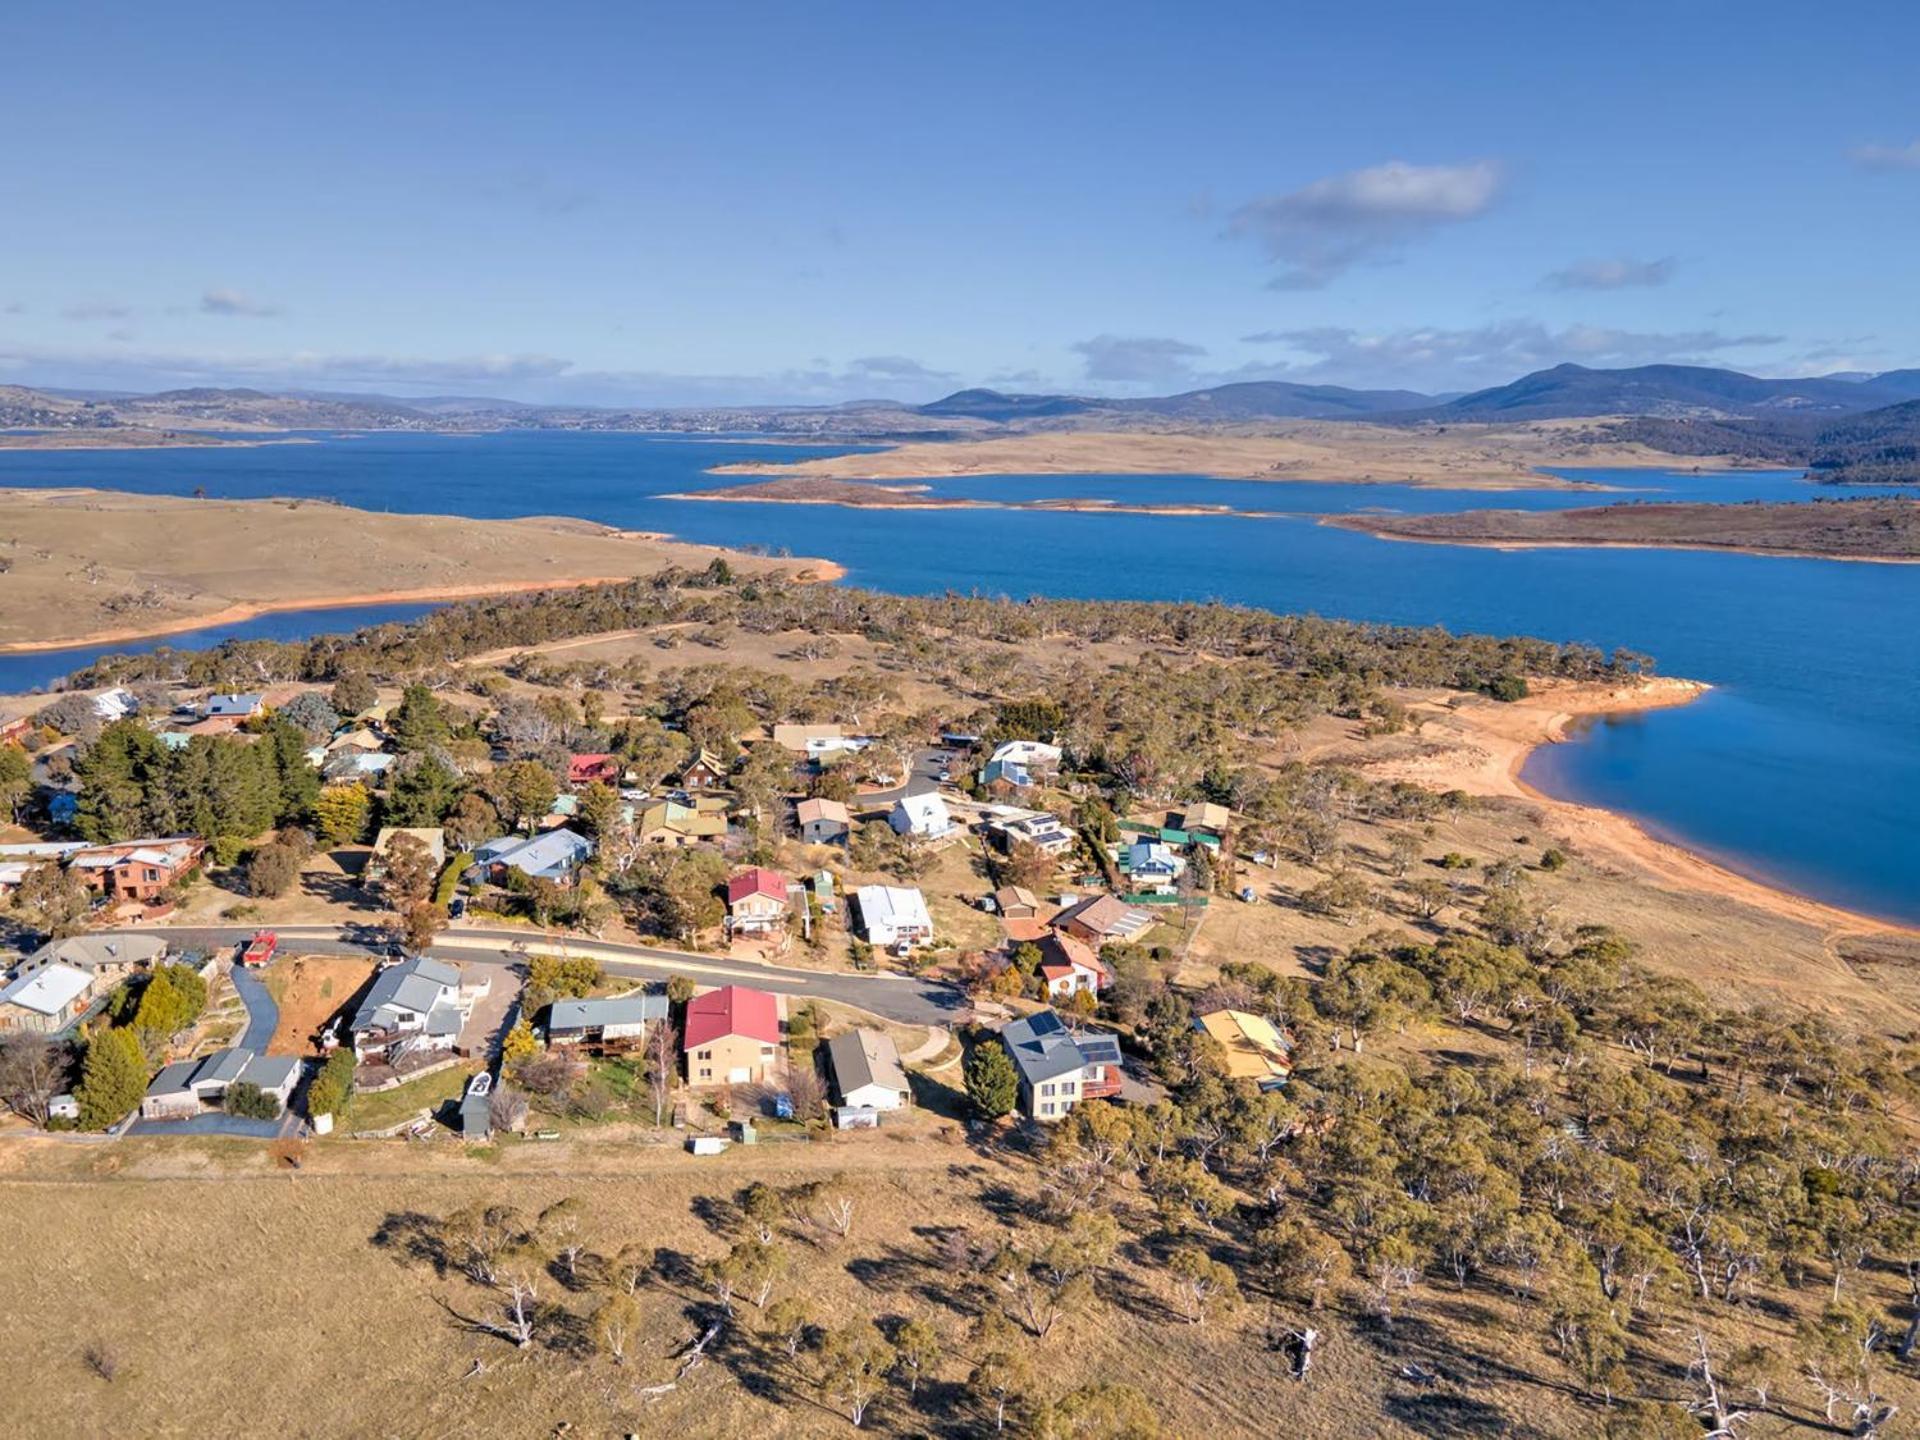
left=0, top=489, right=838, bottom=650
left=1328, top=494, right=1920, bottom=562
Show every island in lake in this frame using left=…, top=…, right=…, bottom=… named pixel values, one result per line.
left=1327, top=495, right=1920, bottom=562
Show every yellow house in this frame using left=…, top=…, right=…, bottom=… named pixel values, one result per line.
left=1196, top=1009, right=1292, bottom=1089
left=683, top=985, right=784, bottom=1086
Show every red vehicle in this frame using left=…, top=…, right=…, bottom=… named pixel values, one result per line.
left=239, top=930, right=278, bottom=968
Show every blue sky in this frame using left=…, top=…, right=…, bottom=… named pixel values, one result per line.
left=3, top=0, right=1918, bottom=404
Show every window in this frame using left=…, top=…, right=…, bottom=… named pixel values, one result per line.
left=1040, top=1102, right=1055, bottom=1116
left=698, top=1068, right=712, bottom=1080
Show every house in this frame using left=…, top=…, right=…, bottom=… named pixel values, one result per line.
left=1120, top=839, right=1185, bottom=893
left=204, top=692, right=266, bottom=720
left=679, top=749, right=728, bottom=790
left=826, top=1028, right=911, bottom=1111
left=0, top=713, right=33, bottom=745
left=1175, top=802, right=1232, bottom=839
left=323, top=751, right=395, bottom=782
left=567, top=753, right=622, bottom=788
left=67, top=837, right=205, bottom=903
left=470, top=828, right=593, bottom=886
left=1052, top=893, right=1154, bottom=945
left=991, top=813, right=1076, bottom=857
left=91, top=687, right=139, bottom=722
left=638, top=799, right=729, bottom=847
left=349, top=954, right=468, bottom=1061
left=795, top=797, right=851, bottom=845
left=683, top=985, right=784, bottom=1087
left=889, top=792, right=954, bottom=839
left=0, top=963, right=95, bottom=1034
left=547, top=991, right=667, bottom=1053
left=998, top=1010, right=1123, bottom=1122
left=1035, top=932, right=1111, bottom=999
left=1195, top=1010, right=1293, bottom=1089
left=772, top=722, right=845, bottom=753
left=139, top=1048, right=299, bottom=1120
left=991, top=885, right=1041, bottom=920
left=326, top=726, right=386, bottom=754
left=726, top=867, right=792, bottom=934
left=365, top=826, right=447, bottom=887
left=854, top=884, right=934, bottom=949
left=988, top=739, right=1062, bottom=773
left=979, top=758, right=1033, bottom=795
left=19, top=933, right=168, bottom=982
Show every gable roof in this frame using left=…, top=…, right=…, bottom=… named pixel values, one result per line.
left=727, top=866, right=790, bottom=906
left=826, top=1028, right=909, bottom=1097
left=683, top=985, right=781, bottom=1050
left=1179, top=802, right=1232, bottom=833
left=351, top=954, right=462, bottom=1033
left=890, top=792, right=952, bottom=833
left=796, top=797, right=850, bottom=826
left=1053, top=893, right=1152, bottom=940
left=854, top=884, right=932, bottom=935
left=205, top=692, right=265, bottom=716
left=567, top=753, right=618, bottom=783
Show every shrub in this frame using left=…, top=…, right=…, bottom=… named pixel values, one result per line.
left=224, top=1080, right=282, bottom=1120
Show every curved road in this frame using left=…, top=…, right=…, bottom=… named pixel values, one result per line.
left=113, top=924, right=970, bottom=1027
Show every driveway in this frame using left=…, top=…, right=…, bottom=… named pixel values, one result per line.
left=225, top=962, right=279, bottom=1052
left=120, top=925, right=971, bottom=1027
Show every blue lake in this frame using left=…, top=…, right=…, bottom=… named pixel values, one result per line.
left=1, top=431, right=1914, bottom=924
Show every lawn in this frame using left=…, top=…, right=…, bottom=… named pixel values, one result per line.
left=346, top=1063, right=474, bottom=1134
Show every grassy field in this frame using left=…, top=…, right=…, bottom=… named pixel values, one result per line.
left=349, top=1065, right=476, bottom=1135
left=4, top=1130, right=1853, bottom=1440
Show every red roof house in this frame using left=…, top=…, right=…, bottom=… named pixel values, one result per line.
left=683, top=985, right=784, bottom=1086
left=726, top=867, right=792, bottom=933
left=567, top=753, right=621, bottom=787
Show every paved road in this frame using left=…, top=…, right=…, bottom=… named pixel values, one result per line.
left=114, top=924, right=971, bottom=1027
left=859, top=746, right=958, bottom=808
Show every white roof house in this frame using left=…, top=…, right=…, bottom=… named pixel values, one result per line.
left=92, top=687, right=139, bottom=721
left=989, top=739, right=1062, bottom=769
left=889, top=792, right=954, bottom=838
left=0, top=962, right=94, bottom=1018
left=855, top=884, right=934, bottom=948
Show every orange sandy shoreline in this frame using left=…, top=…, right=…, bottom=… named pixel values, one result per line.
left=1385, top=676, right=1916, bottom=938
left=0, top=561, right=850, bottom=656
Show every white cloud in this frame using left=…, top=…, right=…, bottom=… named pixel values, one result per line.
left=845, top=355, right=955, bottom=383
left=1227, top=160, right=1503, bottom=289
left=1851, top=139, right=1920, bottom=172
left=1070, top=334, right=1207, bottom=385
left=1543, top=256, right=1674, bottom=291
left=201, top=289, right=283, bottom=318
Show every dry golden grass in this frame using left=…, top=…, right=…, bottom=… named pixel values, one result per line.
left=4, top=1131, right=1855, bottom=1440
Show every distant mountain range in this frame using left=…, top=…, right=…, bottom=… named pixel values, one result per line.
left=4, top=363, right=1919, bottom=479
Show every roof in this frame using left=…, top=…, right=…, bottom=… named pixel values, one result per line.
left=890, top=792, right=952, bottom=833
left=827, top=1028, right=909, bottom=1097
left=567, top=753, right=618, bottom=782
left=549, top=992, right=669, bottom=1032
left=796, top=797, right=850, bottom=826
left=30, top=933, right=168, bottom=971
left=475, top=828, right=592, bottom=879
left=684, top=748, right=726, bottom=774
left=1196, top=1010, right=1293, bottom=1082
left=205, top=692, right=264, bottom=716
left=146, top=1059, right=201, bottom=1097
left=772, top=722, right=843, bottom=750
left=993, top=885, right=1039, bottom=913
left=194, top=1048, right=252, bottom=1087
left=1054, top=893, right=1152, bottom=939
left=0, top=963, right=92, bottom=1016
left=1039, top=930, right=1109, bottom=978
left=1000, top=1010, right=1106, bottom=1086
left=683, top=985, right=781, bottom=1050
left=371, top=827, right=446, bottom=863
left=727, top=866, right=791, bottom=906
left=855, top=884, right=932, bottom=935
left=240, top=1054, right=301, bottom=1091
left=981, top=758, right=1032, bottom=787
left=989, top=739, right=1062, bottom=767
left=351, top=954, right=463, bottom=1033
left=640, top=801, right=728, bottom=838
left=1180, top=802, right=1232, bottom=833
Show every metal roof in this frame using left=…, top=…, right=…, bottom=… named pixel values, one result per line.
left=549, top=992, right=667, bottom=1031
left=826, top=1028, right=909, bottom=1098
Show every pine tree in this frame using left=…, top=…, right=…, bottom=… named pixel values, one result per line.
left=965, top=1041, right=1020, bottom=1119
left=391, top=684, right=448, bottom=752
left=76, top=1027, right=148, bottom=1130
